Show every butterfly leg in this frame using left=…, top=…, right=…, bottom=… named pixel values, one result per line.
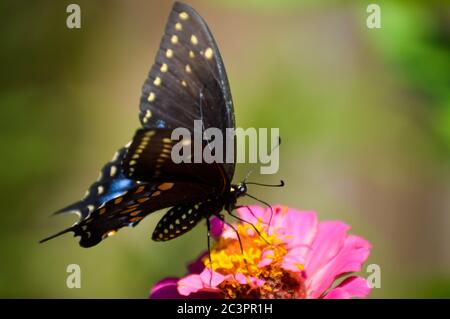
left=228, top=206, right=270, bottom=245
left=242, top=193, right=275, bottom=232
left=216, top=211, right=251, bottom=274
left=206, top=217, right=214, bottom=286
left=233, top=205, right=264, bottom=224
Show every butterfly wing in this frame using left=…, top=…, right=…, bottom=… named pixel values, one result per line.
left=139, top=2, right=236, bottom=182
left=42, top=181, right=212, bottom=247
left=123, top=128, right=229, bottom=193
left=42, top=145, right=213, bottom=247
left=52, top=147, right=139, bottom=220
left=152, top=197, right=223, bottom=242
left=42, top=2, right=237, bottom=247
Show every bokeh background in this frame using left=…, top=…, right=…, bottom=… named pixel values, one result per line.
left=0, top=0, right=449, bottom=298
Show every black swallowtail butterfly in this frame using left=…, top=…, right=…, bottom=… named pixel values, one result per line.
left=41, top=2, right=280, bottom=248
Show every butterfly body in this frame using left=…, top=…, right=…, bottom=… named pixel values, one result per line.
left=41, top=2, right=245, bottom=248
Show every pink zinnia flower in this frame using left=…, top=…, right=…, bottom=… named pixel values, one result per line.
left=150, top=205, right=372, bottom=299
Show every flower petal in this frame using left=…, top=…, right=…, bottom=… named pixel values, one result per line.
left=257, top=249, right=275, bottom=267
left=236, top=205, right=266, bottom=224
left=150, top=277, right=184, bottom=299
left=234, top=273, right=266, bottom=287
left=307, top=235, right=371, bottom=298
left=304, top=221, right=350, bottom=279
left=210, top=217, right=224, bottom=238
left=177, top=268, right=225, bottom=296
left=177, top=274, right=204, bottom=296
left=324, top=276, right=371, bottom=299
left=199, top=268, right=227, bottom=287
left=281, top=246, right=306, bottom=273
left=279, top=208, right=318, bottom=253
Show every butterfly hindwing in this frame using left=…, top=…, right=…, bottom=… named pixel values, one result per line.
left=53, top=147, right=140, bottom=220
left=42, top=181, right=214, bottom=247
left=152, top=195, right=223, bottom=242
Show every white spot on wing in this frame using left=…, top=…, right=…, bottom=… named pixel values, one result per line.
left=153, top=77, right=161, bottom=86
left=205, top=47, right=213, bottom=59
left=112, top=151, right=120, bottom=161
left=179, top=12, right=189, bottom=20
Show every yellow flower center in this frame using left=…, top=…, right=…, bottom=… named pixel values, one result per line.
left=203, top=220, right=306, bottom=299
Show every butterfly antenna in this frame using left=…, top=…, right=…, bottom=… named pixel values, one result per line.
left=245, top=180, right=285, bottom=188
left=245, top=193, right=275, bottom=232
left=243, top=137, right=282, bottom=183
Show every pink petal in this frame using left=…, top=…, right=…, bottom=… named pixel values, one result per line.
left=177, top=268, right=225, bottom=296
left=257, top=249, right=275, bottom=267
left=234, top=273, right=247, bottom=284
left=210, top=217, right=224, bottom=238
left=150, top=277, right=184, bottom=299
left=279, top=209, right=318, bottom=254
left=307, top=235, right=371, bottom=298
left=177, top=274, right=204, bottom=296
left=304, top=221, right=350, bottom=280
left=324, top=276, right=371, bottom=299
left=281, top=247, right=306, bottom=273
left=236, top=205, right=266, bottom=224
left=199, top=268, right=227, bottom=287
left=221, top=225, right=239, bottom=239
left=234, top=273, right=265, bottom=287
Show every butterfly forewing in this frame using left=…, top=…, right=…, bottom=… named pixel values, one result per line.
left=140, top=2, right=234, bottom=131
left=139, top=2, right=236, bottom=181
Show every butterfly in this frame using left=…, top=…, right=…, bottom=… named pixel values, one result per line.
left=40, top=1, right=260, bottom=248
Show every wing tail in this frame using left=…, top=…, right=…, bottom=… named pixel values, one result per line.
left=39, top=226, right=75, bottom=244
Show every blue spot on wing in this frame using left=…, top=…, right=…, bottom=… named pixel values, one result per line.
left=155, top=119, right=166, bottom=128
left=53, top=146, right=140, bottom=219
left=98, top=175, right=136, bottom=204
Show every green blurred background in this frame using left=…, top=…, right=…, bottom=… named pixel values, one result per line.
left=0, top=0, right=449, bottom=298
